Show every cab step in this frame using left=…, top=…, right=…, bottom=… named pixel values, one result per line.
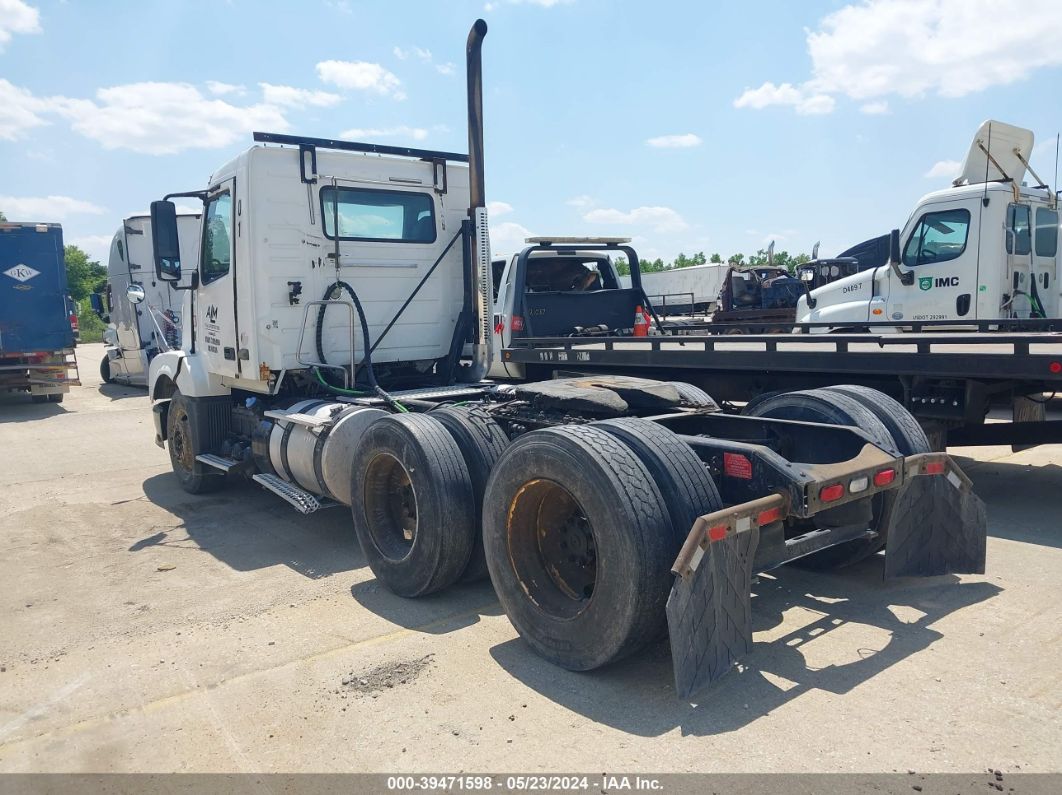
left=252, top=473, right=338, bottom=515
left=195, top=453, right=242, bottom=472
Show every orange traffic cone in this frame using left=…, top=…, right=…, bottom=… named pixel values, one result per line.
left=633, top=305, right=649, bottom=337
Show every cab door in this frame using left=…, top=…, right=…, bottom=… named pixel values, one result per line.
left=196, top=181, right=239, bottom=378
left=1032, top=206, right=1059, bottom=317
left=1005, top=203, right=1034, bottom=318
left=891, top=204, right=977, bottom=322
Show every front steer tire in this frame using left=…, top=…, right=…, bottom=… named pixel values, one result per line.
left=483, top=424, right=674, bottom=671
left=166, top=391, right=225, bottom=495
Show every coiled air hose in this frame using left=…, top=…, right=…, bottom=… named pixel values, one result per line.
left=313, top=279, right=406, bottom=412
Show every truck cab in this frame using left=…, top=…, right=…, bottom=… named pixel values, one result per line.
left=798, top=120, right=1060, bottom=330
left=100, top=213, right=200, bottom=386
left=489, top=238, right=641, bottom=379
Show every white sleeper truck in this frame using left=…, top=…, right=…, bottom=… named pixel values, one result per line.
left=97, top=213, right=200, bottom=386
left=145, top=19, right=987, bottom=698
left=799, top=120, right=1060, bottom=329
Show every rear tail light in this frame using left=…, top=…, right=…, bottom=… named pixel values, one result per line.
left=873, top=468, right=896, bottom=486
left=707, top=524, right=729, bottom=542
left=757, top=507, right=782, bottom=525
left=848, top=476, right=869, bottom=494
left=924, top=461, right=946, bottom=475
left=510, top=315, right=525, bottom=333
left=819, top=483, right=845, bottom=503
left=1050, top=361, right=1061, bottom=374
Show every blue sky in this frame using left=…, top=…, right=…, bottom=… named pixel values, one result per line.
left=1, top=0, right=1061, bottom=266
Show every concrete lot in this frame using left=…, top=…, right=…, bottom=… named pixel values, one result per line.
left=0, top=343, right=1059, bottom=773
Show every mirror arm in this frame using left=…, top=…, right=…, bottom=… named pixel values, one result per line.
left=887, top=227, right=915, bottom=286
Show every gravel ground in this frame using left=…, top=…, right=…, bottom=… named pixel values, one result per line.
left=0, top=343, right=1059, bottom=774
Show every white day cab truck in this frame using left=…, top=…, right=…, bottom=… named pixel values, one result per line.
left=799, top=120, right=1060, bottom=329
left=93, top=212, right=201, bottom=387
left=145, top=20, right=987, bottom=697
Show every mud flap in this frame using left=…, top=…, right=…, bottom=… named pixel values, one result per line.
left=884, top=458, right=987, bottom=579
left=666, top=521, right=760, bottom=699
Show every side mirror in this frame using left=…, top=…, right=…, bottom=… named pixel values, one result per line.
left=150, top=200, right=182, bottom=282
left=888, top=228, right=914, bottom=286
left=89, top=293, right=104, bottom=316
left=127, top=283, right=146, bottom=304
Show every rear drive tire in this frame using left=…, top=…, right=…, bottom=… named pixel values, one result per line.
left=745, top=388, right=895, bottom=569
left=593, top=417, right=722, bottom=548
left=818, top=385, right=931, bottom=456
left=351, top=413, right=476, bottom=597
left=100, top=355, right=114, bottom=384
left=166, top=391, right=225, bottom=495
left=430, top=405, right=510, bottom=581
left=483, top=424, right=674, bottom=670
left=667, top=381, right=719, bottom=410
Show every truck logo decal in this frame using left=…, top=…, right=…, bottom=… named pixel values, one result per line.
left=3, top=264, right=40, bottom=283
left=206, top=304, right=219, bottom=323
left=919, top=276, right=959, bottom=291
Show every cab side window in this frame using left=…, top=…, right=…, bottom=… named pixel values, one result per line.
left=902, top=208, right=971, bottom=267
left=1035, top=208, right=1058, bottom=258
left=1006, top=204, right=1032, bottom=256
left=201, top=192, right=233, bottom=285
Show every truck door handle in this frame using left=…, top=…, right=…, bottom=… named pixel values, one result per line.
left=956, top=294, right=971, bottom=317
left=224, top=347, right=236, bottom=360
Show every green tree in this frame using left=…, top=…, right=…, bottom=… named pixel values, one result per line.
left=0, top=211, right=6, bottom=222
left=64, top=245, right=107, bottom=301
left=709, top=253, right=723, bottom=264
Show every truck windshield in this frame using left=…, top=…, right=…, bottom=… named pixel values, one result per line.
left=902, top=208, right=971, bottom=266
left=321, top=186, right=436, bottom=243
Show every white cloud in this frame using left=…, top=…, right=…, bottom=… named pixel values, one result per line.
left=435, top=62, right=456, bottom=76
left=583, top=205, right=688, bottom=233
left=259, top=82, right=341, bottom=108
left=69, top=234, right=114, bottom=263
left=205, top=81, right=245, bottom=96
left=566, top=195, right=594, bottom=209
left=925, top=159, right=962, bottom=179
left=339, top=125, right=428, bottom=141
left=316, top=60, right=405, bottom=99
left=860, top=100, right=889, bottom=115
left=0, top=195, right=105, bottom=221
left=489, top=221, right=534, bottom=258
left=487, top=0, right=575, bottom=8
left=734, top=82, right=835, bottom=115
left=734, top=0, right=1062, bottom=115
left=487, top=201, right=513, bottom=217
left=52, top=83, right=289, bottom=155
left=394, top=46, right=432, bottom=62
left=646, top=133, right=702, bottom=149
left=0, top=78, right=51, bottom=140
left=0, top=0, right=40, bottom=51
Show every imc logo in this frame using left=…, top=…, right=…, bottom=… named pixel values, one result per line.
left=919, top=276, right=959, bottom=291
left=206, top=304, right=219, bottom=322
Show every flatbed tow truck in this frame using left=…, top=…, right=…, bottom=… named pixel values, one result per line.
left=501, top=239, right=1062, bottom=450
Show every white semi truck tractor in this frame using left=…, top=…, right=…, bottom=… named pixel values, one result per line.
left=799, top=120, right=1060, bottom=330
left=145, top=19, right=987, bottom=698
left=97, top=212, right=201, bottom=386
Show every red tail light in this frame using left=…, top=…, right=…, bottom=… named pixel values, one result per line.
left=1050, top=361, right=1061, bottom=374
left=510, top=315, right=525, bottom=332
left=924, top=461, right=946, bottom=475
left=757, top=507, right=782, bottom=525
left=70, top=315, right=79, bottom=330
left=819, top=483, right=845, bottom=503
left=873, top=468, right=896, bottom=486
left=707, top=524, right=729, bottom=542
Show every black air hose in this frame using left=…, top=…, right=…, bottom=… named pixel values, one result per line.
left=314, top=279, right=404, bottom=410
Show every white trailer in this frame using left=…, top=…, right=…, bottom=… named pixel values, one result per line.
left=799, top=120, right=1060, bottom=330
left=619, top=262, right=727, bottom=315
left=98, top=213, right=201, bottom=386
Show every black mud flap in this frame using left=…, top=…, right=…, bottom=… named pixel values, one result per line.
left=666, top=524, right=760, bottom=699
left=883, top=460, right=987, bottom=579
